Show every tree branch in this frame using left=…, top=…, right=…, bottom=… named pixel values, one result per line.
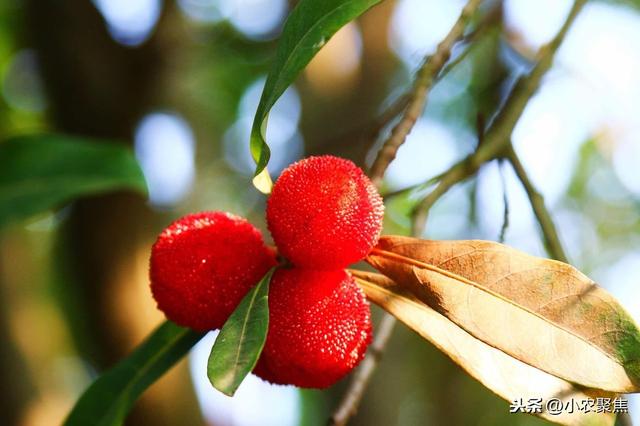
left=334, top=1, right=500, bottom=169
left=411, top=0, right=586, bottom=236
left=329, top=313, right=396, bottom=426
left=330, top=3, right=485, bottom=423
left=368, top=0, right=483, bottom=187
left=506, top=145, right=568, bottom=262
left=330, top=1, right=585, bottom=424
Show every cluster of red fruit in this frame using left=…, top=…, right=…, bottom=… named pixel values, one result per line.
left=149, top=156, right=384, bottom=388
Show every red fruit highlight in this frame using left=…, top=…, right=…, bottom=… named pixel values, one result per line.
left=254, top=268, right=372, bottom=388
left=267, top=155, right=384, bottom=269
left=150, top=211, right=277, bottom=331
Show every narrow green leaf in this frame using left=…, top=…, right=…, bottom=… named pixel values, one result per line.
left=0, top=134, right=147, bottom=229
left=249, top=0, right=383, bottom=186
left=208, top=267, right=275, bottom=396
left=64, top=321, right=203, bottom=426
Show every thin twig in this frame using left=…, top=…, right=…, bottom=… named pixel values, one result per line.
left=437, top=4, right=503, bottom=78
left=498, top=159, right=510, bottom=243
left=368, top=0, right=483, bottom=187
left=330, top=4, right=484, bottom=424
left=411, top=157, right=481, bottom=236
left=381, top=173, right=441, bottom=200
left=367, top=95, right=412, bottom=141
left=328, top=314, right=396, bottom=426
left=505, top=144, right=568, bottom=262
left=353, top=2, right=499, bottom=167
left=478, top=0, right=585, bottom=162
left=330, top=1, right=585, bottom=424
left=411, top=0, right=586, bottom=236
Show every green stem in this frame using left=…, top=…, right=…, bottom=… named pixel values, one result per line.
left=506, top=144, right=568, bottom=262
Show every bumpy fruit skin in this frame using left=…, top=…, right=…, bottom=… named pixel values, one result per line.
left=254, top=268, right=372, bottom=388
left=150, top=211, right=276, bottom=331
left=267, top=155, right=384, bottom=269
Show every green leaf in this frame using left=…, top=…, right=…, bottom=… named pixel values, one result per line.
left=249, top=0, right=383, bottom=189
left=208, top=267, right=275, bottom=396
left=0, top=134, right=147, bottom=229
left=64, top=321, right=203, bottom=426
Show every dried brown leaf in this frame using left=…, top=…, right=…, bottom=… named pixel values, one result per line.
left=365, top=236, right=640, bottom=393
left=351, top=270, right=616, bottom=426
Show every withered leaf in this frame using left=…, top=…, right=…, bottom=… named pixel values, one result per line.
left=351, top=270, right=616, bottom=426
left=366, top=236, right=640, bottom=393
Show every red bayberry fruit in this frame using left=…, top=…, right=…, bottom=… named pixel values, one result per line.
left=253, top=268, right=372, bottom=388
left=150, top=211, right=277, bottom=331
left=266, top=155, right=384, bottom=269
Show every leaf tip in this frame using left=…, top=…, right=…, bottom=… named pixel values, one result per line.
left=252, top=168, right=273, bottom=194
